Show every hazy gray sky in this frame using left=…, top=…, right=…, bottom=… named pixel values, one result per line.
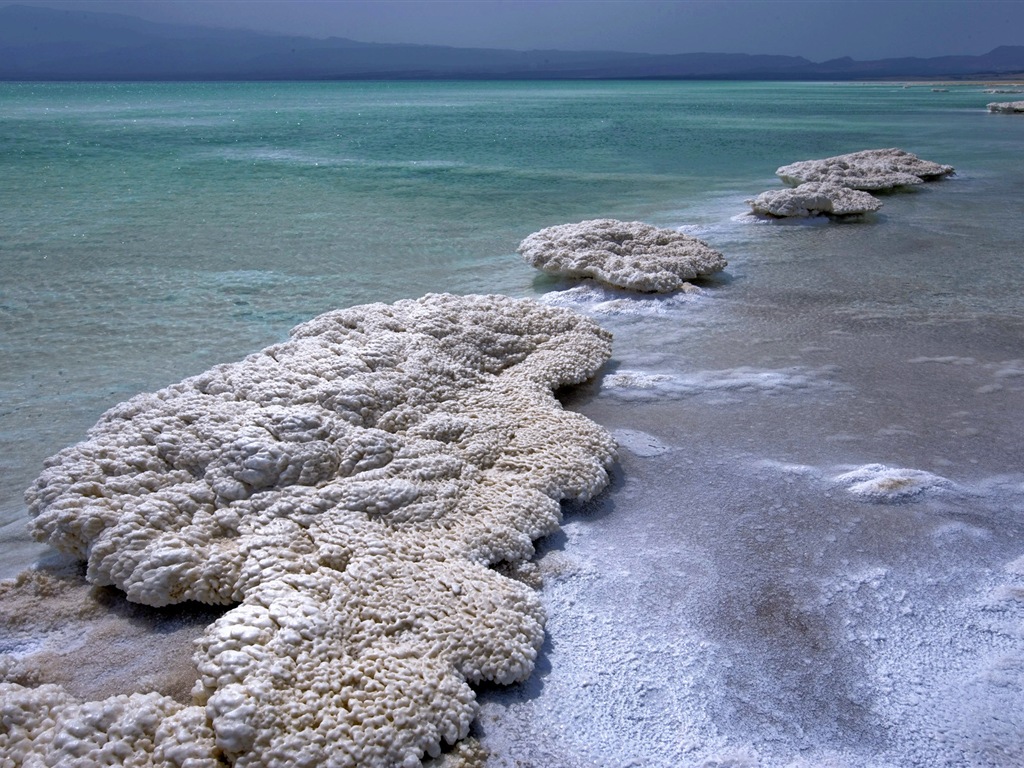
left=12, top=0, right=1024, bottom=60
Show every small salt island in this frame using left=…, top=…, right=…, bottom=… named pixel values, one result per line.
left=517, top=218, right=727, bottom=293
left=747, top=181, right=883, bottom=219
left=987, top=100, right=1024, bottom=113
left=775, top=148, right=955, bottom=191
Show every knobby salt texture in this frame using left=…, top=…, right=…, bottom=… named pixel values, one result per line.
left=518, top=218, right=727, bottom=293
left=747, top=182, right=883, bottom=218
left=6, top=293, right=617, bottom=767
left=775, top=148, right=954, bottom=191
left=987, top=101, right=1024, bottom=113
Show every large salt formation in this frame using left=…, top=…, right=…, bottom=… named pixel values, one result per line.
left=518, top=218, right=727, bottom=293
left=5, top=294, right=617, bottom=767
left=775, top=147, right=955, bottom=191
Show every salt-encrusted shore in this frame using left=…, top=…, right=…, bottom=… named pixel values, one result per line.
left=2, top=294, right=616, bottom=767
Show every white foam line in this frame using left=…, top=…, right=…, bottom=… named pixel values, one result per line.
left=601, top=365, right=839, bottom=401
left=540, top=283, right=708, bottom=317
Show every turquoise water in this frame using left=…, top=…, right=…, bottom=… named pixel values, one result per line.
left=2, top=80, right=1024, bottom=765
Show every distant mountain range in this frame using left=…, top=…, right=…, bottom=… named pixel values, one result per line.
left=2, top=3, right=1023, bottom=81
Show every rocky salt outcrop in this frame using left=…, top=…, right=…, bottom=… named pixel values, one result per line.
left=747, top=182, right=883, bottom=218
left=518, top=218, right=727, bottom=293
left=776, top=148, right=954, bottom=191
left=987, top=101, right=1024, bottom=113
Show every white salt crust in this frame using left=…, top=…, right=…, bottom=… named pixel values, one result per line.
left=776, top=148, right=955, bottom=191
left=473, top=460, right=1024, bottom=766
left=987, top=101, right=1024, bottom=113
left=834, top=464, right=959, bottom=502
left=518, top=218, right=727, bottom=293
left=747, top=182, right=883, bottom=218
left=610, top=429, right=672, bottom=458
left=908, top=355, right=1024, bottom=394
left=9, top=294, right=617, bottom=767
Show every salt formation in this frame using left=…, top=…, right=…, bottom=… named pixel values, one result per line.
left=8, top=294, right=617, bottom=767
left=518, top=218, right=727, bottom=293
left=776, top=148, right=955, bottom=190
left=834, top=464, right=958, bottom=502
left=747, top=181, right=883, bottom=218
left=987, top=101, right=1024, bottom=113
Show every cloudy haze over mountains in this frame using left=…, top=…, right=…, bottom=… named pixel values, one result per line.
left=6, top=0, right=1024, bottom=61
left=2, top=1, right=1023, bottom=80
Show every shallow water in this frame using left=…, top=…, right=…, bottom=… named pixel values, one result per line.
left=2, top=80, right=1023, bottom=765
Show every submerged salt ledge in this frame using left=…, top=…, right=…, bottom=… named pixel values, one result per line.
left=610, top=429, right=672, bottom=458
left=908, top=355, right=1024, bottom=394
left=5, top=294, right=617, bottom=767
left=834, top=464, right=960, bottom=502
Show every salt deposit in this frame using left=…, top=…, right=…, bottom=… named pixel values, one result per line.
left=610, top=429, right=672, bottom=457
left=908, top=355, right=1024, bottom=394
left=7, top=294, right=617, bottom=767
left=987, top=101, right=1024, bottom=113
left=834, top=464, right=959, bottom=502
left=776, top=148, right=955, bottom=191
left=747, top=182, right=883, bottom=218
left=471, top=453, right=1024, bottom=766
left=518, top=219, right=727, bottom=293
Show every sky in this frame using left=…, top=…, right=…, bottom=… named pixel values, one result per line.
left=10, top=0, right=1024, bottom=61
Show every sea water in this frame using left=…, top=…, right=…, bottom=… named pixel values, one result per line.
left=2, top=80, right=1023, bottom=765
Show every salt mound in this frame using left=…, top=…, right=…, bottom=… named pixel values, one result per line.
left=834, top=464, right=957, bottom=502
left=518, top=218, right=727, bottom=293
left=987, top=101, right=1024, bottom=114
left=14, top=293, right=617, bottom=767
left=776, top=148, right=955, bottom=191
left=747, top=182, right=883, bottom=218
